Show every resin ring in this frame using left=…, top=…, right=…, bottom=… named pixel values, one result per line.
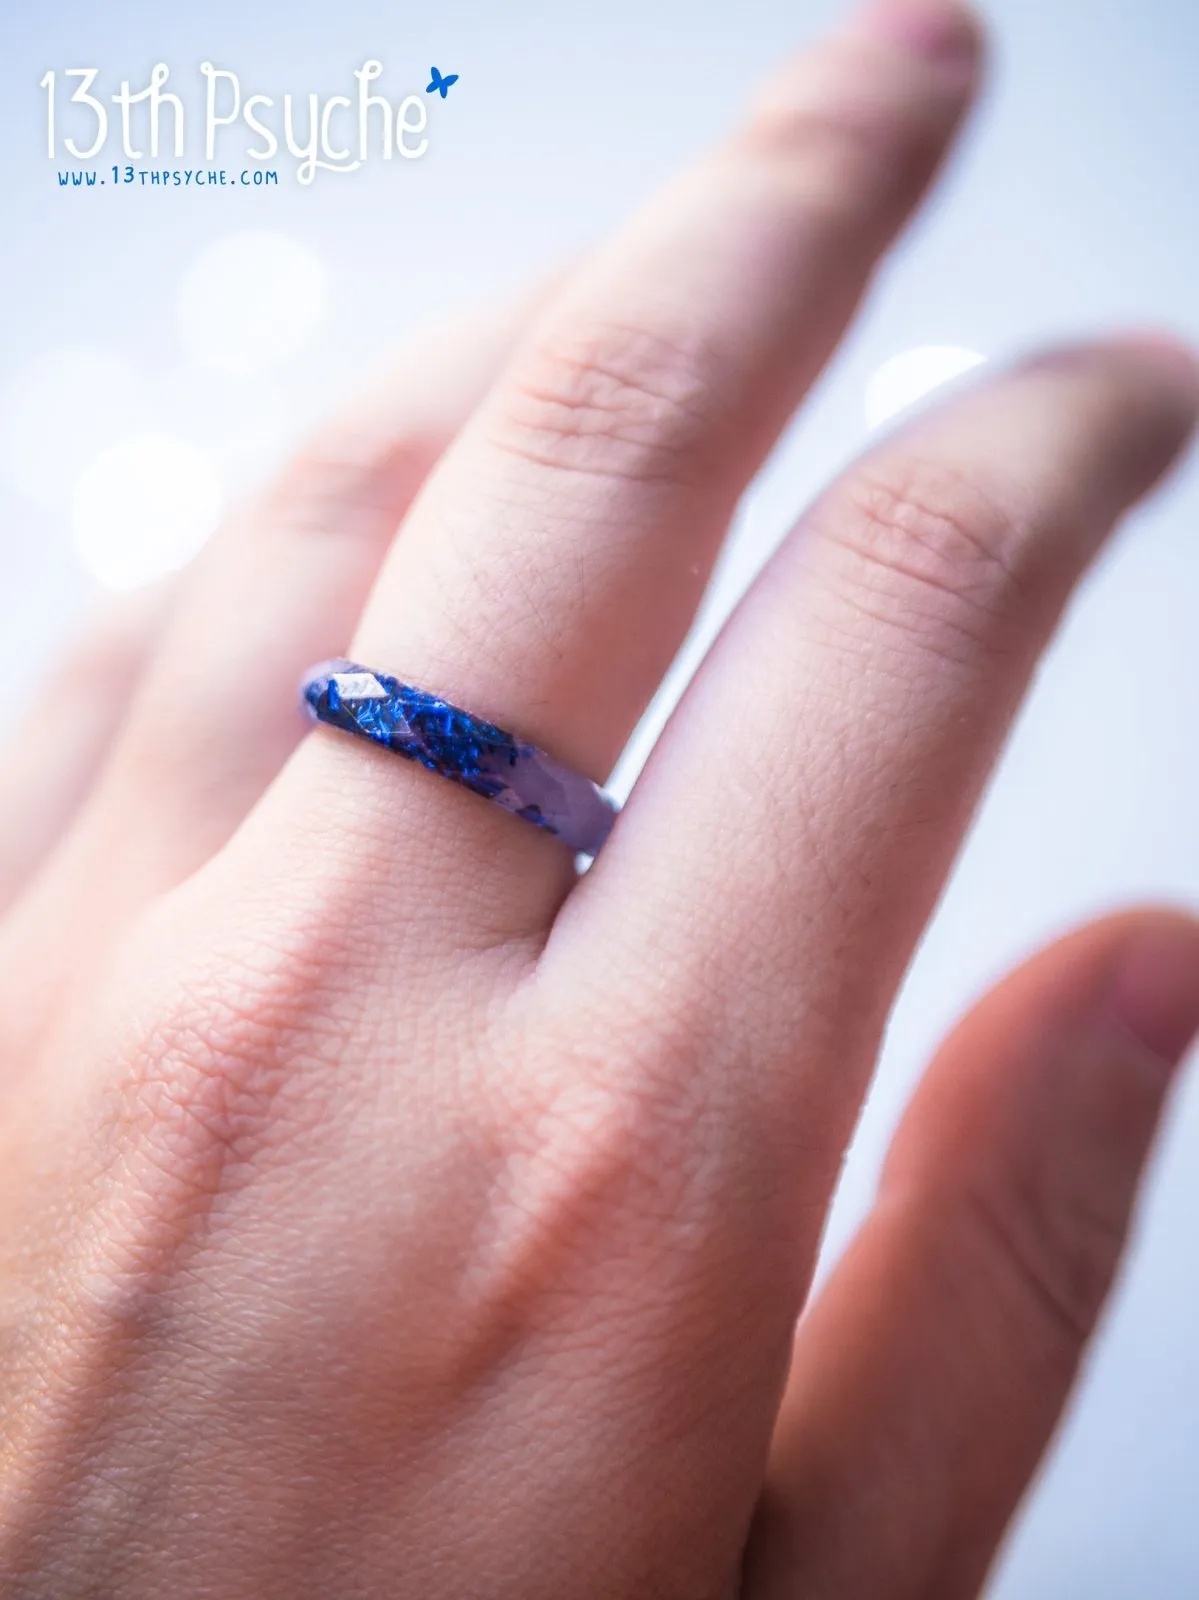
left=301, top=660, right=619, bottom=857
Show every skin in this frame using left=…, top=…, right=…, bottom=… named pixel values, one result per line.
left=1, top=0, right=1198, bottom=1594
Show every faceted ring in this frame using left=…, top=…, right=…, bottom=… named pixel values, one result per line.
left=301, top=660, right=620, bottom=858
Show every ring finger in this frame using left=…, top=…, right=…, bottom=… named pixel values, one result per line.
left=252, top=0, right=983, bottom=939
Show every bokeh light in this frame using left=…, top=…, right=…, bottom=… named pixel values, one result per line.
left=157, top=366, right=291, bottom=488
left=865, top=345, right=987, bottom=430
left=0, top=345, right=147, bottom=510
left=178, top=231, right=329, bottom=377
left=71, top=436, right=223, bottom=591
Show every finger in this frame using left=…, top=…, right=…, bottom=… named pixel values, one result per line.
left=263, top=0, right=983, bottom=935
left=556, top=340, right=1198, bottom=1292
left=0, top=582, right=175, bottom=917
left=83, top=284, right=552, bottom=900
left=743, top=910, right=1199, bottom=1600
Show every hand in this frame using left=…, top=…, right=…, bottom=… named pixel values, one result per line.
left=2, top=2, right=1197, bottom=1595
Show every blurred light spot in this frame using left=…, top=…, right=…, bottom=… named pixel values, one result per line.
left=71, top=437, right=223, bottom=591
left=865, top=346, right=986, bottom=430
left=0, top=346, right=146, bottom=510
left=179, top=231, right=328, bottom=377
left=157, top=366, right=290, bottom=488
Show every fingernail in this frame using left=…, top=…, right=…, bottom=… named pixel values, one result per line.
left=1109, top=920, right=1199, bottom=1068
left=1104, top=331, right=1199, bottom=403
left=851, top=0, right=981, bottom=67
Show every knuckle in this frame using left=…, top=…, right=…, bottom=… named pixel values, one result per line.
left=262, top=425, right=435, bottom=539
left=748, top=103, right=906, bottom=212
left=958, top=1167, right=1127, bottom=1357
left=113, top=912, right=355, bottom=1207
left=478, top=1004, right=719, bottom=1263
left=485, top=314, right=722, bottom=488
left=818, top=459, right=1043, bottom=660
left=744, top=43, right=959, bottom=220
left=105, top=863, right=508, bottom=1226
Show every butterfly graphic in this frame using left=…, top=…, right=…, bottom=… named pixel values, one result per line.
left=427, top=66, right=459, bottom=98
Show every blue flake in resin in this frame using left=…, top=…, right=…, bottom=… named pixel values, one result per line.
left=300, top=660, right=617, bottom=856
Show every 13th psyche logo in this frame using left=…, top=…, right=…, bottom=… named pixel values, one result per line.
left=40, top=61, right=456, bottom=187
